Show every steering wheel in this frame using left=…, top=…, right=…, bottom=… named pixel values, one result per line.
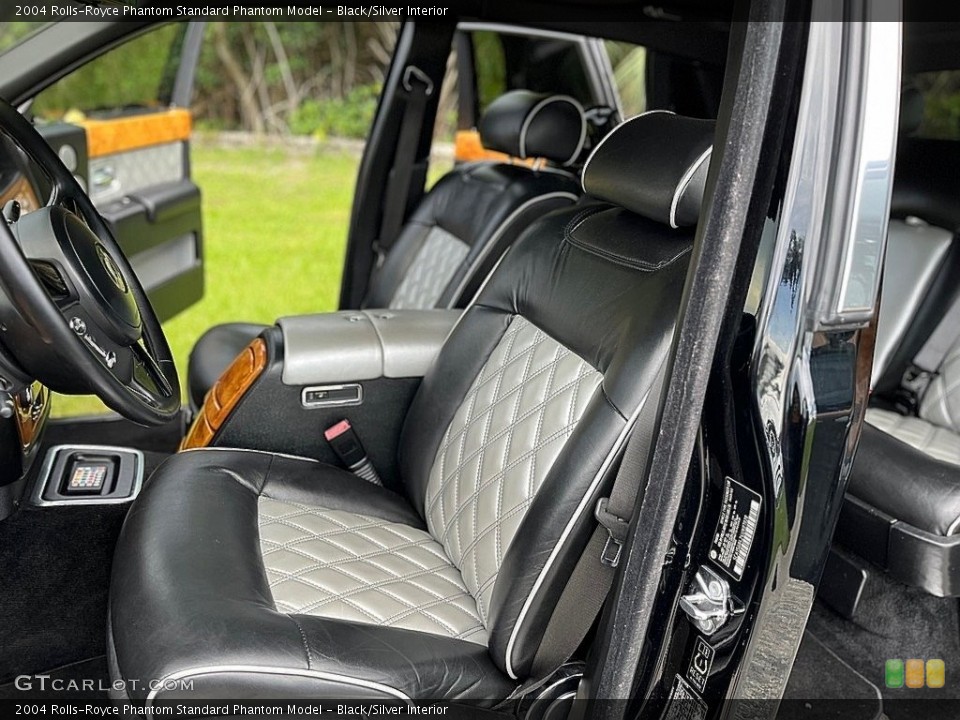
left=0, top=98, right=179, bottom=426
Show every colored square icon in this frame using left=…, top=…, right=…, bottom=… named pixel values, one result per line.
left=927, top=659, right=945, bottom=688
left=906, top=659, right=925, bottom=688
left=886, top=659, right=905, bottom=688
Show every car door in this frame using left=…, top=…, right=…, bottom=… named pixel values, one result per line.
left=30, top=22, right=206, bottom=323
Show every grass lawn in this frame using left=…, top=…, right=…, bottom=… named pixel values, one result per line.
left=52, top=143, right=361, bottom=417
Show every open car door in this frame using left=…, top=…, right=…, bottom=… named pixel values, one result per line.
left=31, top=22, right=206, bottom=322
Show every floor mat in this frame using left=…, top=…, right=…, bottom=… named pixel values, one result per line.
left=0, top=504, right=127, bottom=683
left=781, top=631, right=882, bottom=719
left=0, top=656, right=108, bottom=699
left=807, top=567, right=960, bottom=718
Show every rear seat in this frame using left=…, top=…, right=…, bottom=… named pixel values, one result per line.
left=832, top=89, right=960, bottom=599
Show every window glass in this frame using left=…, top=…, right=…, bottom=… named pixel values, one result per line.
left=908, top=71, right=960, bottom=140
left=472, top=31, right=594, bottom=114
left=605, top=41, right=647, bottom=117
left=0, top=21, right=48, bottom=52
left=32, top=24, right=186, bottom=122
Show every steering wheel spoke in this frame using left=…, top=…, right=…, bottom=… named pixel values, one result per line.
left=131, top=340, right=174, bottom=399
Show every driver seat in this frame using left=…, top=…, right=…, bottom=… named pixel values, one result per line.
left=108, top=111, right=714, bottom=702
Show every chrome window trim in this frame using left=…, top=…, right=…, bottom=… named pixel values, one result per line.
left=812, top=21, right=901, bottom=327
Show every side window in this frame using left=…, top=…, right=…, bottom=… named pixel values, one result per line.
left=605, top=41, right=648, bottom=118
left=472, top=31, right=508, bottom=114
left=908, top=70, right=960, bottom=140
left=32, top=25, right=186, bottom=122
left=471, top=31, right=595, bottom=114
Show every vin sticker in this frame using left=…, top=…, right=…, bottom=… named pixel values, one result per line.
left=661, top=675, right=708, bottom=720
left=709, top=476, right=761, bottom=581
left=686, top=636, right=715, bottom=693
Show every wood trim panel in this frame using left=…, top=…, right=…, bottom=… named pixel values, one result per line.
left=79, top=108, right=192, bottom=158
left=181, top=338, right=268, bottom=451
left=0, top=175, right=41, bottom=214
left=454, top=129, right=536, bottom=167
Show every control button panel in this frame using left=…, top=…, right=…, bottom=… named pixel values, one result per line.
left=67, top=463, right=108, bottom=494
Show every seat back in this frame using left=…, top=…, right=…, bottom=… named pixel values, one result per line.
left=363, top=91, right=585, bottom=311
left=872, top=89, right=960, bottom=391
left=398, top=111, right=715, bottom=678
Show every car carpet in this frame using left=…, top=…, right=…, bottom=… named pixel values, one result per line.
left=806, top=567, right=960, bottom=717
left=0, top=504, right=127, bottom=683
left=782, top=630, right=883, bottom=719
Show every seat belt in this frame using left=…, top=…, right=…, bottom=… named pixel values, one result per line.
left=506, top=366, right=667, bottom=701
left=374, top=65, right=434, bottom=267
left=897, top=291, right=960, bottom=414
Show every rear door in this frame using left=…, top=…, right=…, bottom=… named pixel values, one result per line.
left=31, top=22, right=206, bottom=322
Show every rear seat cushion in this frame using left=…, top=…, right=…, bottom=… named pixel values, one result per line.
left=848, top=409, right=960, bottom=536
left=865, top=408, right=960, bottom=466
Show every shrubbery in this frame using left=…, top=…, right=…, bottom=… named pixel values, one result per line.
left=289, top=83, right=382, bottom=139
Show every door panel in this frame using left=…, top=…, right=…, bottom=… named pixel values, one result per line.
left=33, top=23, right=206, bottom=322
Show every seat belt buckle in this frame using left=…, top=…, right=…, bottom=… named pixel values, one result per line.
left=595, top=498, right=629, bottom=568
left=324, top=419, right=383, bottom=486
left=893, top=365, right=936, bottom=416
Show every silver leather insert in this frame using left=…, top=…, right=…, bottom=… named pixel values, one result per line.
left=259, top=497, right=486, bottom=644
left=872, top=220, right=953, bottom=386
left=424, top=315, right=602, bottom=624
left=89, top=141, right=186, bottom=205
left=389, top=227, right=470, bottom=310
left=866, top=408, right=960, bottom=466
left=279, top=309, right=460, bottom=386
left=920, top=334, right=960, bottom=435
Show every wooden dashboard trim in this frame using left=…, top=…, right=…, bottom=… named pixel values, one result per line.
left=181, top=338, right=268, bottom=451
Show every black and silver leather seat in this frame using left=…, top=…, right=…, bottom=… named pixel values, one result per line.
left=108, top=111, right=714, bottom=701
left=186, top=90, right=587, bottom=409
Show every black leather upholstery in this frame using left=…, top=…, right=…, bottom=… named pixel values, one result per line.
left=110, top=450, right=512, bottom=701
left=847, top=425, right=960, bottom=536
left=110, top=112, right=713, bottom=700
left=186, top=91, right=584, bottom=409
left=581, top=110, right=714, bottom=228
left=478, top=90, right=586, bottom=166
left=362, top=163, right=579, bottom=309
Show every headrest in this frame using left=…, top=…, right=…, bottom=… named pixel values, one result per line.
left=478, top=90, right=587, bottom=166
left=582, top=111, right=716, bottom=228
left=900, top=87, right=925, bottom=136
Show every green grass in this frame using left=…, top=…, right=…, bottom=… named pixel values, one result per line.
left=53, top=143, right=361, bottom=417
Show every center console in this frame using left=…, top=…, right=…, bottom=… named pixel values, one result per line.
left=181, top=309, right=461, bottom=488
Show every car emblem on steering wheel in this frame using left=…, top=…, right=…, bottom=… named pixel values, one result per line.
left=96, top=243, right=127, bottom=293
